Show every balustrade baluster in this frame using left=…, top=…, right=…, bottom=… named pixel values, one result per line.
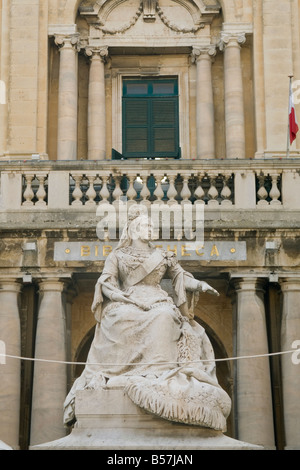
left=99, top=174, right=111, bottom=205
left=257, top=172, right=269, bottom=206
left=269, top=172, right=281, bottom=206
left=194, top=172, right=205, bottom=205
left=221, top=173, right=233, bottom=206
left=153, top=173, right=165, bottom=205
left=167, top=174, right=178, bottom=206
left=140, top=174, right=151, bottom=208
left=71, top=174, right=83, bottom=206
left=126, top=174, right=138, bottom=206
left=22, top=174, right=35, bottom=206
left=207, top=173, right=219, bottom=206
left=85, top=174, right=97, bottom=206
left=35, top=173, right=48, bottom=207
left=112, top=176, right=123, bottom=207
left=180, top=174, right=191, bottom=205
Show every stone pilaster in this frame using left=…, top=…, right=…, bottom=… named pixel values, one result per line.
left=192, top=46, right=216, bottom=159
left=219, top=32, right=246, bottom=159
left=30, top=279, right=67, bottom=446
left=0, top=0, right=10, bottom=157
left=279, top=278, right=300, bottom=450
left=85, top=46, right=109, bottom=160
left=55, top=34, right=80, bottom=161
left=0, top=280, right=22, bottom=449
left=233, top=277, right=275, bottom=448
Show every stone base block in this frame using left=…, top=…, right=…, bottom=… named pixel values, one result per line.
left=31, top=389, right=264, bottom=450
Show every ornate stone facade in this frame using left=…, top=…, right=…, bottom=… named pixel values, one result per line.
left=0, top=0, right=300, bottom=451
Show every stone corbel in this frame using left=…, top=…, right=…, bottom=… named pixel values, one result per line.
left=218, top=31, right=246, bottom=51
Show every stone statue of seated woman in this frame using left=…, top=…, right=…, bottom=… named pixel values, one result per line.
left=63, top=205, right=231, bottom=432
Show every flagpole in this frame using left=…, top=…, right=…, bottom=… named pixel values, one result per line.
left=287, top=75, right=293, bottom=158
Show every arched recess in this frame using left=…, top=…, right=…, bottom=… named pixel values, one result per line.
left=73, top=325, right=96, bottom=379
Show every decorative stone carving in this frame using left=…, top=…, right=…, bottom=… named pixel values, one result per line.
left=191, top=44, right=217, bottom=63
left=219, top=31, right=246, bottom=51
left=54, top=33, right=81, bottom=52
left=64, top=205, right=232, bottom=432
left=79, top=0, right=221, bottom=36
left=85, top=45, right=109, bottom=63
left=156, top=4, right=204, bottom=33
left=101, top=2, right=143, bottom=35
left=143, top=0, right=157, bottom=22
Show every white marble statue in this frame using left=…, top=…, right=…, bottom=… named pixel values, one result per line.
left=64, top=206, right=231, bottom=431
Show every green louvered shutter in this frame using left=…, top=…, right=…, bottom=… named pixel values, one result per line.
left=122, top=79, right=179, bottom=158
left=152, top=98, right=178, bottom=156
left=123, top=99, right=149, bottom=155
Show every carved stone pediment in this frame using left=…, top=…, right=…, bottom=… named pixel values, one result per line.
left=79, top=0, right=221, bottom=37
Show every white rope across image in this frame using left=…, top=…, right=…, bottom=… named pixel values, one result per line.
left=0, top=348, right=299, bottom=367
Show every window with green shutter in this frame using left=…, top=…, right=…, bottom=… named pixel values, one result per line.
left=121, top=78, right=180, bottom=159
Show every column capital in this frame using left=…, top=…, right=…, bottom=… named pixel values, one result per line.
left=37, top=278, right=67, bottom=293
left=219, top=31, right=246, bottom=51
left=0, top=279, right=22, bottom=294
left=191, top=45, right=216, bottom=63
left=231, top=276, right=267, bottom=293
left=85, top=45, right=109, bottom=63
left=54, top=33, right=81, bottom=52
left=279, top=277, right=300, bottom=292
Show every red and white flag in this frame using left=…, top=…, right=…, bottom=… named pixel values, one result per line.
left=289, top=80, right=299, bottom=145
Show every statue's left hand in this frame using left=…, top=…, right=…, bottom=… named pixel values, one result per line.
left=198, top=281, right=219, bottom=296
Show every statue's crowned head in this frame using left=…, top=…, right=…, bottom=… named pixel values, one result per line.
left=117, top=204, right=154, bottom=248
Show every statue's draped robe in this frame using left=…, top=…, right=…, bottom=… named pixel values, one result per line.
left=64, top=247, right=231, bottom=431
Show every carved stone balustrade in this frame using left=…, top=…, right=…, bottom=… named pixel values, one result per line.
left=0, top=160, right=300, bottom=220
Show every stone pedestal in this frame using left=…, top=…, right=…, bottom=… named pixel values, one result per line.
left=31, top=389, right=263, bottom=450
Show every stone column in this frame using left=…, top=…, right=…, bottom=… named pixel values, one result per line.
left=280, top=278, right=300, bottom=450
left=192, top=46, right=216, bottom=159
left=55, top=34, right=80, bottom=161
left=30, top=279, right=67, bottom=446
left=86, top=46, right=108, bottom=160
left=233, top=277, right=275, bottom=448
left=220, top=32, right=246, bottom=159
left=0, top=280, right=22, bottom=449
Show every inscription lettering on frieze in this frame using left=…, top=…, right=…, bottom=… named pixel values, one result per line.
left=54, top=241, right=247, bottom=261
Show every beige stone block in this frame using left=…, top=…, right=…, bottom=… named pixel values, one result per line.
left=0, top=173, right=23, bottom=210
left=47, top=171, right=70, bottom=209
left=234, top=171, right=256, bottom=209
left=282, top=171, right=300, bottom=209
